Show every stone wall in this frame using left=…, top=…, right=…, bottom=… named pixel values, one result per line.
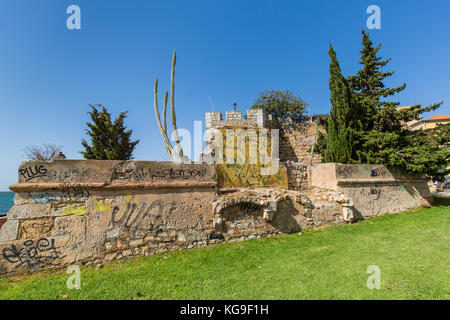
left=213, top=187, right=348, bottom=237
left=310, top=163, right=433, bottom=219
left=0, top=159, right=436, bottom=277
left=0, top=160, right=217, bottom=276
left=0, top=160, right=351, bottom=277
left=278, top=119, right=322, bottom=190
left=203, top=109, right=322, bottom=190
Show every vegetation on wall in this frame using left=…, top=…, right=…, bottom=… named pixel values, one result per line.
left=80, top=104, right=139, bottom=160
left=23, top=144, right=64, bottom=161
left=251, top=89, right=308, bottom=123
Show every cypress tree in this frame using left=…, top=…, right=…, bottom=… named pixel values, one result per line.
left=81, top=104, right=140, bottom=160
left=323, top=44, right=363, bottom=163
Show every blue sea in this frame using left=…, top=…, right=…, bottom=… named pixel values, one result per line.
left=0, top=193, right=14, bottom=214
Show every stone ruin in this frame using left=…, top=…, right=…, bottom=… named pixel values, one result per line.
left=0, top=109, right=433, bottom=277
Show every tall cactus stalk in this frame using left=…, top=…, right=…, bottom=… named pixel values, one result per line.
left=154, top=78, right=180, bottom=162
left=153, top=50, right=186, bottom=162
left=162, top=90, right=170, bottom=157
left=170, top=51, right=184, bottom=157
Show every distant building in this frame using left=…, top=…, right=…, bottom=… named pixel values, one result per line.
left=421, top=115, right=450, bottom=130
left=397, top=106, right=450, bottom=130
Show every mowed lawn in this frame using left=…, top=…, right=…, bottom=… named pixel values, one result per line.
left=0, top=198, right=449, bottom=300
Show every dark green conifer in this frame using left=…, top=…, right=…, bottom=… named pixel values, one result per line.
left=81, top=104, right=140, bottom=160
left=323, top=44, right=362, bottom=163
left=348, top=30, right=447, bottom=175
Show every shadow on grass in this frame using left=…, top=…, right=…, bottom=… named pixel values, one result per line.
left=432, top=197, right=450, bottom=207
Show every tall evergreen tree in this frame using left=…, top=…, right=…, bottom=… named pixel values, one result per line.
left=81, top=104, right=140, bottom=160
left=322, top=44, right=363, bottom=163
left=318, top=30, right=449, bottom=178
left=347, top=29, right=406, bottom=131
left=348, top=30, right=447, bottom=175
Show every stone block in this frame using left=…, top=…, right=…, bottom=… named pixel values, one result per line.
left=0, top=220, right=19, bottom=243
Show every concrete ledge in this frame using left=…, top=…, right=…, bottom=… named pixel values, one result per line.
left=337, top=179, right=426, bottom=185
left=10, top=182, right=217, bottom=193
left=310, top=163, right=432, bottom=219
left=12, top=160, right=217, bottom=189
left=311, top=163, right=427, bottom=190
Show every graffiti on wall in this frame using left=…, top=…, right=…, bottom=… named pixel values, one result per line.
left=29, top=192, right=59, bottom=205
left=217, top=163, right=288, bottom=188
left=63, top=206, right=87, bottom=216
left=29, top=184, right=91, bottom=206
left=239, top=202, right=261, bottom=213
left=148, top=168, right=208, bottom=182
left=368, top=168, right=387, bottom=177
left=53, top=183, right=91, bottom=201
left=337, top=166, right=389, bottom=179
left=1, top=238, right=60, bottom=270
left=19, top=219, right=54, bottom=239
left=111, top=199, right=165, bottom=230
left=336, top=166, right=353, bottom=178
left=129, top=167, right=210, bottom=183
left=19, top=165, right=49, bottom=181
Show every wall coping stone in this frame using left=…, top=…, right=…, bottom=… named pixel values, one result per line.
left=337, top=178, right=427, bottom=185
left=10, top=181, right=217, bottom=193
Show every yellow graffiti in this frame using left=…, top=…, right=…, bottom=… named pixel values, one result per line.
left=217, top=163, right=288, bottom=188
left=215, top=127, right=288, bottom=188
left=125, top=194, right=132, bottom=204
left=95, top=200, right=113, bottom=213
left=63, top=206, right=87, bottom=216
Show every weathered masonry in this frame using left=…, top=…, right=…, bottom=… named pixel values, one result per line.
left=1, top=161, right=217, bottom=276
left=0, top=109, right=434, bottom=277
left=0, top=160, right=349, bottom=276
left=310, top=163, right=433, bottom=218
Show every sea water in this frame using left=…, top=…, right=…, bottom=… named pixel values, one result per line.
left=0, top=193, right=14, bottom=214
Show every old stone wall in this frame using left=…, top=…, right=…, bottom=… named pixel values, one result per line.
left=0, top=159, right=435, bottom=277
left=0, top=188, right=217, bottom=276
left=310, top=163, right=433, bottom=219
left=0, top=160, right=352, bottom=277
left=203, top=109, right=322, bottom=190
left=0, top=160, right=220, bottom=276
left=278, top=119, right=322, bottom=190
left=213, top=188, right=348, bottom=238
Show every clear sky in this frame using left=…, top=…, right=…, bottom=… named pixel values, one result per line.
left=0, top=0, right=449, bottom=190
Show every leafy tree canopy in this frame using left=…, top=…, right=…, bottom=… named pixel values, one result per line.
left=251, top=89, right=308, bottom=123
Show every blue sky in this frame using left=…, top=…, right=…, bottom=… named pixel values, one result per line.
left=0, top=0, right=449, bottom=190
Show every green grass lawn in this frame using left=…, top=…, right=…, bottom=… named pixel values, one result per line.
left=1, top=198, right=449, bottom=300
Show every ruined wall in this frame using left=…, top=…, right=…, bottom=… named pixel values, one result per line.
left=0, top=160, right=218, bottom=276
left=310, top=163, right=433, bottom=219
left=204, top=109, right=321, bottom=190
left=212, top=188, right=348, bottom=239
left=1, top=159, right=431, bottom=277
left=205, top=109, right=289, bottom=188
left=1, top=160, right=348, bottom=277
left=279, top=119, right=322, bottom=190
